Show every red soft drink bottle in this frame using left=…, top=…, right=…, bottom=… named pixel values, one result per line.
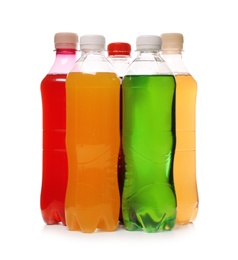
left=40, top=32, right=78, bottom=225
left=107, top=42, right=132, bottom=224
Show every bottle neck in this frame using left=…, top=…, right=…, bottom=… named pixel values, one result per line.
left=108, top=54, right=131, bottom=58
left=56, top=48, right=77, bottom=55
left=161, top=52, right=189, bottom=75
left=137, top=50, right=168, bottom=65
left=82, top=49, right=105, bottom=54
left=138, top=49, right=159, bottom=55
left=48, top=48, right=77, bottom=74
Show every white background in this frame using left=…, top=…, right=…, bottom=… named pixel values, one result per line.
left=0, top=0, right=237, bottom=259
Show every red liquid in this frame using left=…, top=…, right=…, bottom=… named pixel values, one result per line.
left=40, top=74, right=68, bottom=225
left=118, top=79, right=125, bottom=223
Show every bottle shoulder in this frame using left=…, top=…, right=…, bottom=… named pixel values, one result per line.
left=48, top=54, right=77, bottom=74
left=107, top=56, right=133, bottom=77
left=126, top=59, right=173, bottom=75
left=161, top=53, right=190, bottom=74
left=70, top=52, right=117, bottom=73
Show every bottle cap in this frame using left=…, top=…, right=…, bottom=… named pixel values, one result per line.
left=80, top=35, right=105, bottom=51
left=107, top=42, right=131, bottom=56
left=54, top=32, right=78, bottom=49
left=161, top=33, right=184, bottom=53
left=136, top=35, right=162, bottom=51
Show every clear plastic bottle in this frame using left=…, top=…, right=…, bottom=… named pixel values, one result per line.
left=40, top=32, right=78, bottom=225
left=161, top=33, right=199, bottom=225
left=122, top=35, right=177, bottom=232
left=107, top=42, right=132, bottom=224
left=65, top=35, right=121, bottom=233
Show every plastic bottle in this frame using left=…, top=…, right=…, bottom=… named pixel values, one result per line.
left=121, top=35, right=177, bottom=232
left=107, top=42, right=132, bottom=224
left=40, top=32, right=78, bottom=225
left=65, top=35, right=121, bottom=233
left=161, top=33, right=199, bottom=225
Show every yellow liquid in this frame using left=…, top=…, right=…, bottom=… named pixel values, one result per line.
left=173, top=74, right=199, bottom=225
left=65, top=72, right=120, bottom=233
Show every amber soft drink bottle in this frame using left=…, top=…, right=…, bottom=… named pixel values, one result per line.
left=65, top=35, right=120, bottom=233
left=40, top=32, right=78, bottom=225
left=107, top=42, right=132, bottom=223
left=161, top=33, right=199, bottom=225
left=122, top=35, right=177, bottom=232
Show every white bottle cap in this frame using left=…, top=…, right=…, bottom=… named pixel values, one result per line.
left=80, top=35, right=105, bottom=51
left=54, top=32, right=78, bottom=49
left=161, top=33, right=184, bottom=53
left=136, top=35, right=162, bottom=51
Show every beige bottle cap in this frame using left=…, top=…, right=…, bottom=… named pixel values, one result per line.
left=54, top=32, right=78, bottom=49
left=161, top=33, right=183, bottom=53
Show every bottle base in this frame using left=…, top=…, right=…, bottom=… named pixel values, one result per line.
left=65, top=208, right=119, bottom=233
left=123, top=208, right=176, bottom=233
left=41, top=209, right=66, bottom=226
left=176, top=206, right=199, bottom=225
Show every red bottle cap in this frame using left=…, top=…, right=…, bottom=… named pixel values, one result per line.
left=107, top=42, right=131, bottom=56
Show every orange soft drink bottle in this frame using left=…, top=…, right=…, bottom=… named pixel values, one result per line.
left=65, top=35, right=120, bottom=233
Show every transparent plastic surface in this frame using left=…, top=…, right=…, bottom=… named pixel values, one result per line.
left=40, top=49, right=77, bottom=225
left=172, top=74, right=198, bottom=224
left=121, top=46, right=177, bottom=232
left=65, top=46, right=121, bottom=233
left=161, top=49, right=199, bottom=225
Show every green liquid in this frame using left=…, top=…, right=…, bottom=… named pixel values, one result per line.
left=122, top=75, right=176, bottom=232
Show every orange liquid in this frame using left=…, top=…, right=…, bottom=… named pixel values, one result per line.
left=173, top=74, right=199, bottom=224
left=65, top=72, right=120, bottom=233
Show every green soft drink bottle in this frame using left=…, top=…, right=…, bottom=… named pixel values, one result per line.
left=121, top=35, right=176, bottom=232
